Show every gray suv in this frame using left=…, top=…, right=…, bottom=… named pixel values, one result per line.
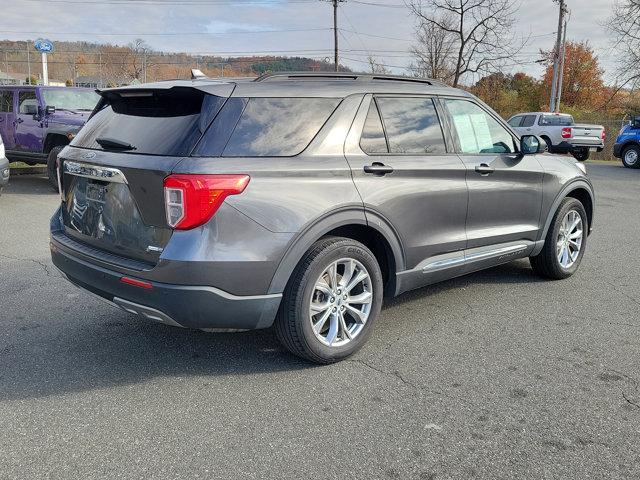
left=50, top=73, right=595, bottom=363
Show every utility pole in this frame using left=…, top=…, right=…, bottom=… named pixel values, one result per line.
left=550, top=0, right=568, bottom=112
left=27, top=43, right=31, bottom=85
left=323, top=0, right=345, bottom=72
left=556, top=19, right=568, bottom=112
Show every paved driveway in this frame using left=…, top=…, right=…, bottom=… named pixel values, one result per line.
left=0, top=163, right=638, bottom=479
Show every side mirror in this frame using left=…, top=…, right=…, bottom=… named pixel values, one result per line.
left=520, top=135, right=546, bottom=155
left=45, top=105, right=56, bottom=115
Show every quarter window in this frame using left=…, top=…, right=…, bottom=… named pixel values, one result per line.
left=360, top=100, right=388, bottom=154
left=222, top=97, right=341, bottom=157
left=444, top=99, right=515, bottom=154
left=376, top=97, right=446, bottom=154
left=0, top=91, right=13, bottom=113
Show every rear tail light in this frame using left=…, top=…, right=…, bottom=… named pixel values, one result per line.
left=561, top=127, right=572, bottom=139
left=601, top=129, right=606, bottom=141
left=163, top=174, right=250, bottom=230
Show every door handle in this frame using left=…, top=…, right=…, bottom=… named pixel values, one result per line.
left=15, top=118, right=23, bottom=124
left=364, top=162, right=394, bottom=176
left=475, top=163, right=495, bottom=175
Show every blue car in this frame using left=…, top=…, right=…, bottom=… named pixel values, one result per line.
left=614, top=116, right=640, bottom=168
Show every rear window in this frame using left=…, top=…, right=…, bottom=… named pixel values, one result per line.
left=539, top=114, right=574, bottom=126
left=218, top=97, right=341, bottom=157
left=72, top=88, right=225, bottom=156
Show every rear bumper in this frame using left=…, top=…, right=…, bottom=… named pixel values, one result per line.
left=559, top=140, right=604, bottom=152
left=50, top=237, right=282, bottom=330
left=0, top=156, right=9, bottom=187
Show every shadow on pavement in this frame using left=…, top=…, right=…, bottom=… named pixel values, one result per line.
left=2, top=174, right=57, bottom=196
left=0, top=260, right=544, bottom=401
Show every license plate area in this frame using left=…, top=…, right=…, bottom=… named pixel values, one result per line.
left=61, top=174, right=172, bottom=265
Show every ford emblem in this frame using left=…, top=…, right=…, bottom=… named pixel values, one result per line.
left=83, top=152, right=97, bottom=160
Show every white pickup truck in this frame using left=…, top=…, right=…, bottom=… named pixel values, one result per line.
left=507, top=112, right=605, bottom=161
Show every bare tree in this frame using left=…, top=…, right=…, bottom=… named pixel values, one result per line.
left=407, top=0, right=524, bottom=87
left=367, top=55, right=391, bottom=74
left=605, top=0, right=640, bottom=91
left=409, top=13, right=456, bottom=82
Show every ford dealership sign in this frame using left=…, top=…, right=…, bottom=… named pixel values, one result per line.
left=34, top=38, right=54, bottom=53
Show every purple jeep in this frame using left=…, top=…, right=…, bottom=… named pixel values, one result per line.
left=0, top=86, right=99, bottom=190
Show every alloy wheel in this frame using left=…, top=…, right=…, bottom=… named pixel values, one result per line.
left=309, top=258, right=373, bottom=347
left=556, top=210, right=583, bottom=269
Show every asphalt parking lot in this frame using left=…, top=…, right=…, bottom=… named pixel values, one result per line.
left=0, top=162, right=638, bottom=479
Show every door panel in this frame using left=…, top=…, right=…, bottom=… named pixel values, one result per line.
left=0, top=90, right=15, bottom=149
left=14, top=89, right=43, bottom=153
left=345, top=95, right=468, bottom=272
left=443, top=98, right=543, bottom=248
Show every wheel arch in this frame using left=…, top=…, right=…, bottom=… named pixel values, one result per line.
left=43, top=133, right=69, bottom=154
left=534, top=180, right=594, bottom=256
left=267, top=208, right=404, bottom=298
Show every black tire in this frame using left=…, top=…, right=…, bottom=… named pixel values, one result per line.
left=541, top=136, right=552, bottom=152
left=47, top=146, right=64, bottom=192
left=621, top=144, right=640, bottom=169
left=530, top=197, right=588, bottom=280
left=275, top=236, right=384, bottom=364
left=571, top=148, right=590, bottom=162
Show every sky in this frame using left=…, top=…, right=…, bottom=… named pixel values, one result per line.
left=0, top=0, right=618, bottom=83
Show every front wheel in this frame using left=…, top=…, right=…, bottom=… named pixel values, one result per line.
left=622, top=145, right=640, bottom=169
left=47, top=146, right=64, bottom=192
left=571, top=148, right=590, bottom=162
left=275, top=237, right=383, bottom=364
left=530, top=197, right=588, bottom=280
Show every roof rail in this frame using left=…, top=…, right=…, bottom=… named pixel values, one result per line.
left=254, top=71, right=446, bottom=87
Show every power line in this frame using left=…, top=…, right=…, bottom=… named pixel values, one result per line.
left=0, top=28, right=331, bottom=36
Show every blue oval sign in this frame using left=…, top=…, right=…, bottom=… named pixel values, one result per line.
left=34, top=38, right=54, bottom=53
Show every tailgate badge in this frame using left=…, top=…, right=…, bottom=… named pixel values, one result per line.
left=147, top=246, right=164, bottom=253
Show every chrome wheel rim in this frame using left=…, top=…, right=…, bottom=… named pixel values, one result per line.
left=625, top=149, right=638, bottom=166
left=556, top=210, right=583, bottom=269
left=309, top=258, right=373, bottom=347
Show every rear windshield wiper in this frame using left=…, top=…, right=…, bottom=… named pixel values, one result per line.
left=95, top=137, right=137, bottom=151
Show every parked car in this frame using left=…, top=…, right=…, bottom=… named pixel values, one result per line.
left=50, top=73, right=595, bottom=363
left=613, top=116, right=640, bottom=168
left=0, top=85, right=99, bottom=190
left=507, top=112, right=605, bottom=161
left=0, top=132, right=8, bottom=195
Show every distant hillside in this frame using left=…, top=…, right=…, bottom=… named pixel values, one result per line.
left=0, top=39, right=350, bottom=86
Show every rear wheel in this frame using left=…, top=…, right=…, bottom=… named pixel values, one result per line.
left=622, top=145, right=640, bottom=169
left=47, top=146, right=64, bottom=192
left=572, top=148, right=590, bottom=162
left=530, top=197, right=587, bottom=280
left=275, top=237, right=383, bottom=364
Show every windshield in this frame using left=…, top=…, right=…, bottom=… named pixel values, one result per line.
left=41, top=89, right=100, bottom=111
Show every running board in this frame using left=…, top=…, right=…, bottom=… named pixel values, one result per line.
left=395, top=241, right=536, bottom=296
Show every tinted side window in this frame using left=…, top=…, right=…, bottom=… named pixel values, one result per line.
left=521, top=115, right=536, bottom=127
left=360, top=100, right=388, bottom=154
left=18, top=91, right=37, bottom=114
left=376, top=97, right=446, bottom=154
left=0, top=91, right=13, bottom=113
left=444, top=99, right=515, bottom=154
left=222, top=98, right=341, bottom=157
left=193, top=98, right=247, bottom=157
left=508, top=116, right=523, bottom=127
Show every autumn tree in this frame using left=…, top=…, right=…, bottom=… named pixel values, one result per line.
left=471, top=72, right=543, bottom=118
left=408, top=0, right=524, bottom=87
left=541, top=42, right=605, bottom=110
